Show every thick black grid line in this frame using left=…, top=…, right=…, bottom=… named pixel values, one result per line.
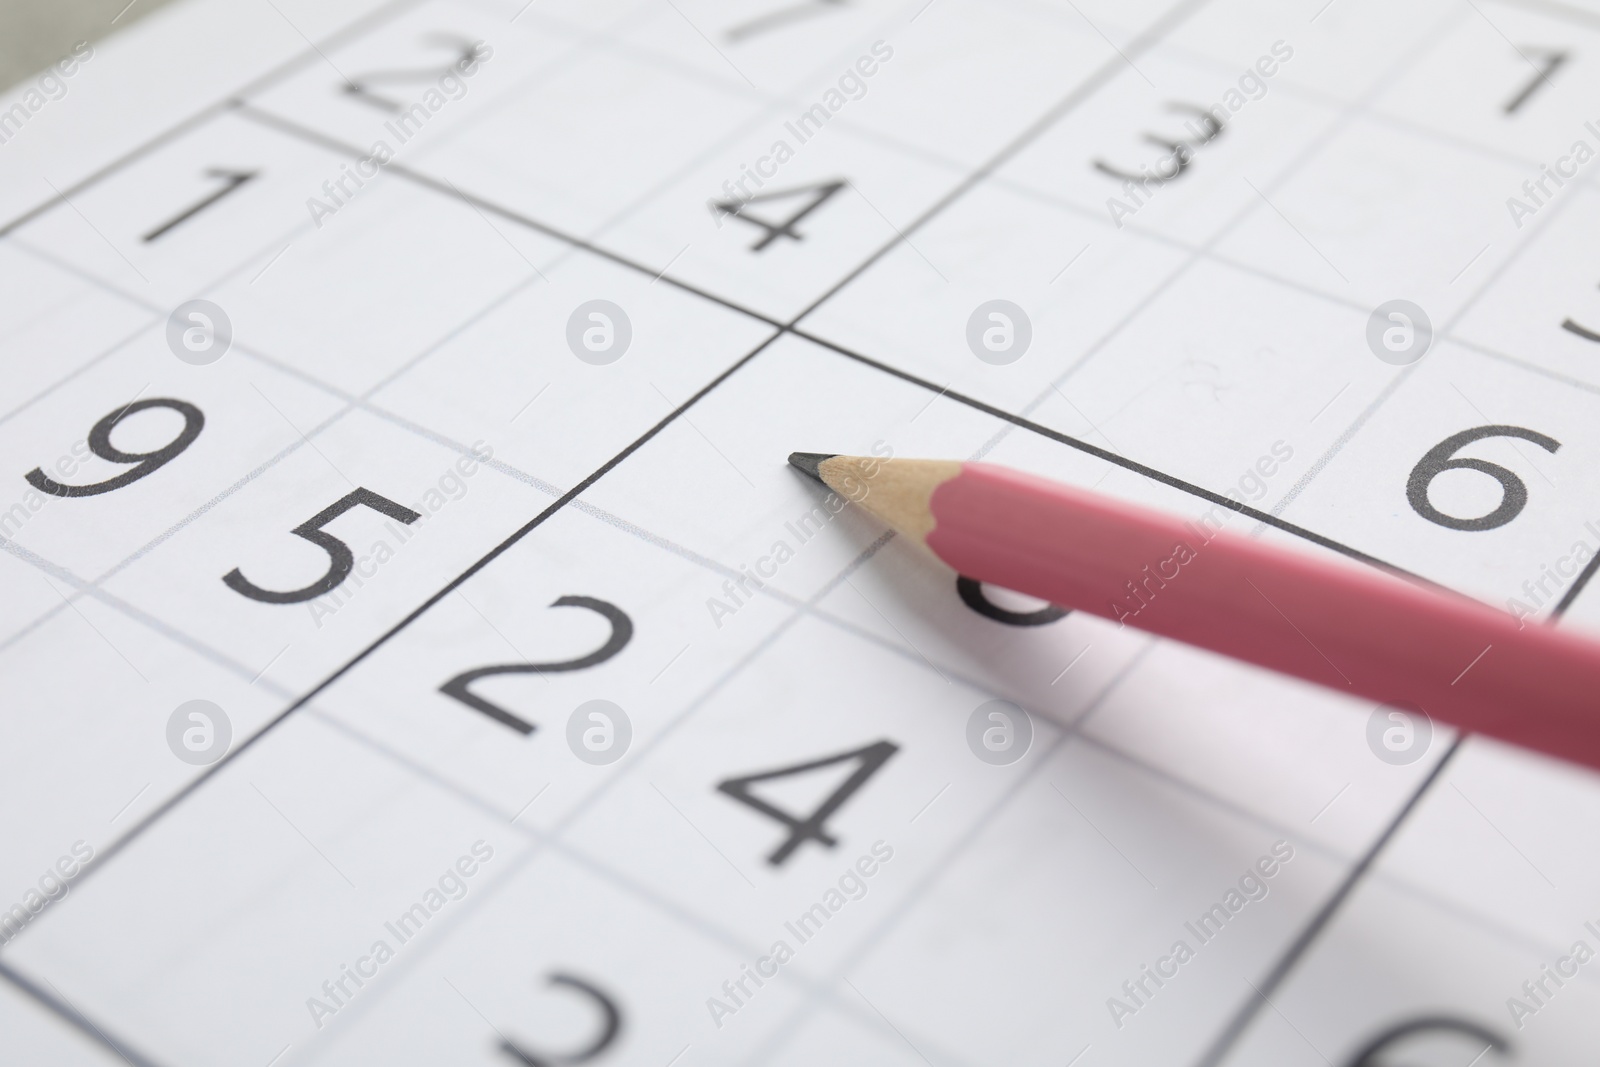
left=222, top=101, right=1440, bottom=583
left=1191, top=738, right=1465, bottom=1067
left=3, top=0, right=1596, bottom=1064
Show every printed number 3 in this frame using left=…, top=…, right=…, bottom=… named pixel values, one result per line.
left=224, top=488, right=420, bottom=604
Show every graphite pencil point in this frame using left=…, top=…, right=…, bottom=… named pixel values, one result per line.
left=786, top=452, right=836, bottom=484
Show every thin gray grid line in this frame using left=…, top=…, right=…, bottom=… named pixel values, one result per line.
left=0, top=962, right=163, bottom=1067
left=162, top=20, right=1536, bottom=1062
left=378, top=0, right=954, bottom=275
left=0, top=427, right=1355, bottom=1067
left=0, top=322, right=790, bottom=1065
left=1361, top=850, right=1600, bottom=996
left=131, top=0, right=1580, bottom=908
left=0, top=537, right=297, bottom=703
left=771, top=3, right=1500, bottom=1062
left=0, top=315, right=157, bottom=433
left=1191, top=738, right=1464, bottom=1067
left=767, top=3, right=1600, bottom=553
left=37, top=178, right=149, bottom=284
left=943, top=1, right=1478, bottom=492
left=245, top=512, right=927, bottom=1059
left=0, top=0, right=896, bottom=484
left=0, top=70, right=839, bottom=665
left=1255, top=0, right=1600, bottom=524
left=3, top=88, right=1439, bottom=660
left=0, top=0, right=432, bottom=239
left=0, top=341, right=1383, bottom=1067
left=14, top=32, right=1503, bottom=625
left=0, top=0, right=857, bottom=464
left=0, top=367, right=1437, bottom=1066
left=0, top=120, right=941, bottom=688
left=738, top=644, right=1160, bottom=1065
left=7, top=111, right=761, bottom=472
left=1453, top=330, right=1600, bottom=399
left=355, top=0, right=649, bottom=167
left=1049, top=779, right=1160, bottom=888
left=0, top=4, right=1574, bottom=1062
left=1267, top=110, right=1600, bottom=523
left=785, top=0, right=1218, bottom=328
left=15, top=283, right=1299, bottom=1067
left=291, top=681, right=985, bottom=1067
left=0, top=251, right=563, bottom=658
left=3, top=372, right=1366, bottom=881
left=1117, top=25, right=1549, bottom=173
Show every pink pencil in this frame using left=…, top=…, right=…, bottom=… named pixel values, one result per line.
left=789, top=452, right=1600, bottom=773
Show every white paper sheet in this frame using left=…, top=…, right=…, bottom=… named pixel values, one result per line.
left=1, top=0, right=1597, bottom=1063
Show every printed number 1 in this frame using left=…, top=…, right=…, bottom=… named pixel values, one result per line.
left=143, top=169, right=257, bottom=242
left=1504, top=48, right=1568, bottom=114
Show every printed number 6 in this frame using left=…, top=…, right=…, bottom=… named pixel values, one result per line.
left=224, top=488, right=420, bottom=604
left=1406, top=425, right=1560, bottom=531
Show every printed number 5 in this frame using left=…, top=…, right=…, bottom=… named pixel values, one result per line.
left=224, top=488, right=420, bottom=604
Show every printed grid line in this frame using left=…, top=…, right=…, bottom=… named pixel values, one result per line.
left=1, top=0, right=1595, bottom=1063
left=0, top=0, right=433, bottom=240
left=0, top=387, right=1403, bottom=1064
left=12, top=0, right=1600, bottom=613
left=0, top=0, right=1240, bottom=1060
left=0, top=0, right=951, bottom=657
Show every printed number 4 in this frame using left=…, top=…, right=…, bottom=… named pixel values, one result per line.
left=718, top=740, right=897, bottom=865
left=713, top=180, right=845, bottom=251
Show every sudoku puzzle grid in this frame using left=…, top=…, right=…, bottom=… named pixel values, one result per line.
left=3, top=0, right=1600, bottom=1063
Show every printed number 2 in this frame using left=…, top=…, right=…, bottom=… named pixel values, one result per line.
left=343, top=34, right=485, bottom=113
left=718, top=740, right=897, bottom=864
left=224, top=488, right=420, bottom=604
left=440, top=596, right=634, bottom=735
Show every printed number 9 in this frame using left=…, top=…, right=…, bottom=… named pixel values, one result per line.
left=1406, top=425, right=1560, bottom=531
left=26, top=398, right=204, bottom=498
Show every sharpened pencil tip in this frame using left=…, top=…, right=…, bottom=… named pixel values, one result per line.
left=787, top=452, right=836, bottom=484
